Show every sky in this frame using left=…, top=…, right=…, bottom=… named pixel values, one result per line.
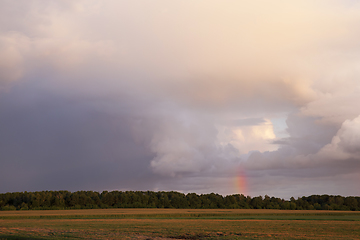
left=1, top=0, right=360, bottom=199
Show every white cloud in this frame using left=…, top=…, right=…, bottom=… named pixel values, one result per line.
left=217, top=118, right=277, bottom=155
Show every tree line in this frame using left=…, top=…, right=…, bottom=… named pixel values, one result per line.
left=0, top=191, right=359, bottom=211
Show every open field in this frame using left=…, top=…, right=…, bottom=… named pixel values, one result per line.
left=1, top=209, right=360, bottom=239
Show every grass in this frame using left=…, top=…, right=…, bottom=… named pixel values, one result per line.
left=1, top=209, right=360, bottom=239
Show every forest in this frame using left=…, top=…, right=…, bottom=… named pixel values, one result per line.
left=1, top=191, right=359, bottom=211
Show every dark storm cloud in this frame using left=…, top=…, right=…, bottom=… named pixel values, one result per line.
left=0, top=83, right=160, bottom=193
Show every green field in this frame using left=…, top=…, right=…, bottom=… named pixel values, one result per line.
left=1, top=209, right=360, bottom=239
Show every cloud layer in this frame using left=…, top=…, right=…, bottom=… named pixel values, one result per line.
left=1, top=0, right=360, bottom=198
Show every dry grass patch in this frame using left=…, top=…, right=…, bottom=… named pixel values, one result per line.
left=1, top=209, right=360, bottom=239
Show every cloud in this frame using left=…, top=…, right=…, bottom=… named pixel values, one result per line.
left=0, top=33, right=26, bottom=86
left=0, top=86, right=159, bottom=193
left=149, top=115, right=218, bottom=176
left=301, top=87, right=360, bottom=125
left=1, top=0, right=360, bottom=198
left=245, top=115, right=360, bottom=179
left=317, top=115, right=360, bottom=159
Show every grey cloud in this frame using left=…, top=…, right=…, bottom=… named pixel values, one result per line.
left=245, top=115, right=360, bottom=177
left=233, top=118, right=266, bottom=126
left=338, top=122, right=360, bottom=154
left=0, top=84, right=159, bottom=193
left=316, top=115, right=360, bottom=159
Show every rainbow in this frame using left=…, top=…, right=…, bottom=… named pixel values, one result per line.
left=234, top=168, right=247, bottom=196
